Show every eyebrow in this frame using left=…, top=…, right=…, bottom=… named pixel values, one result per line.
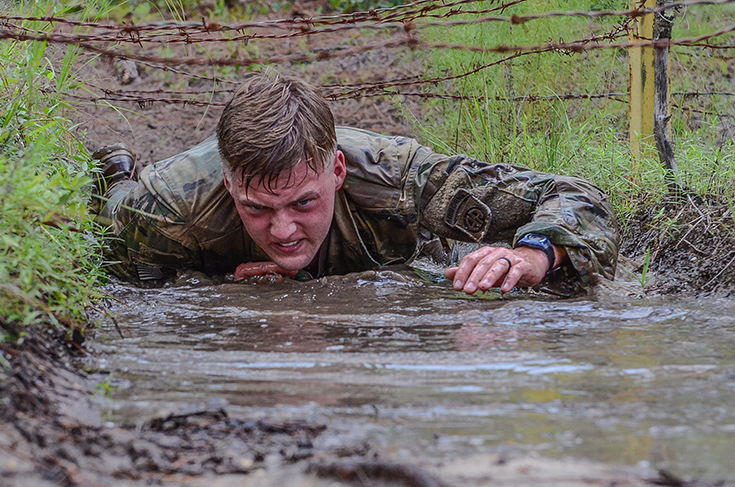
left=240, top=190, right=320, bottom=208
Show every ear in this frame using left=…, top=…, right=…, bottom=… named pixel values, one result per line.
left=333, top=150, right=347, bottom=191
left=222, top=164, right=232, bottom=193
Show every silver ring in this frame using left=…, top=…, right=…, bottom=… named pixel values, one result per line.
left=499, top=257, right=512, bottom=268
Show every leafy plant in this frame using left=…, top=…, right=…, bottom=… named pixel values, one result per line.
left=0, top=0, right=106, bottom=338
left=94, top=374, right=117, bottom=398
left=636, top=247, right=653, bottom=292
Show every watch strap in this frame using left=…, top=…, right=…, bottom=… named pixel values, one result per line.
left=514, top=233, right=555, bottom=273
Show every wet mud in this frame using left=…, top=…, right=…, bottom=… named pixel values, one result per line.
left=621, top=198, right=735, bottom=296
left=93, top=267, right=735, bottom=482
left=6, top=266, right=735, bottom=486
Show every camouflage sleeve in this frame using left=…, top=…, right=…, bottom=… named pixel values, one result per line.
left=416, top=153, right=619, bottom=286
left=97, top=179, right=200, bottom=282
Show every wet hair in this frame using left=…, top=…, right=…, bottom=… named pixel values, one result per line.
left=216, top=69, right=337, bottom=191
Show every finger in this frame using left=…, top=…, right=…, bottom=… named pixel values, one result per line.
left=451, top=247, right=495, bottom=290
left=234, top=263, right=251, bottom=281
left=445, top=267, right=458, bottom=280
left=235, top=262, right=297, bottom=281
left=477, top=259, right=513, bottom=292
left=466, top=257, right=511, bottom=294
left=235, top=262, right=271, bottom=281
left=499, top=264, right=525, bottom=293
left=276, top=266, right=300, bottom=278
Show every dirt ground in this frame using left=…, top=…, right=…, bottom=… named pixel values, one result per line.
left=620, top=198, right=735, bottom=297
left=2, top=1, right=735, bottom=485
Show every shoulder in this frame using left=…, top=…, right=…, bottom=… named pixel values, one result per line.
left=138, top=135, right=230, bottom=221
left=336, top=126, right=421, bottom=188
left=149, top=135, right=223, bottom=182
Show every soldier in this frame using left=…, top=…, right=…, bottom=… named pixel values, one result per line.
left=93, top=69, right=619, bottom=295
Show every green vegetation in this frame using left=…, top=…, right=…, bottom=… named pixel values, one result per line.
left=413, top=0, right=735, bottom=228
left=329, top=0, right=405, bottom=13
left=636, top=247, right=653, bottom=292
left=0, top=1, right=106, bottom=340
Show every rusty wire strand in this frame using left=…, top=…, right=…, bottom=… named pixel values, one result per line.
left=87, top=84, right=236, bottom=96
left=0, top=0, right=486, bottom=30
left=332, top=90, right=632, bottom=101
left=3, top=17, right=735, bottom=71
left=121, top=57, right=243, bottom=85
left=1, top=0, right=525, bottom=46
left=6, top=0, right=734, bottom=113
left=2, top=0, right=734, bottom=44
left=58, top=89, right=227, bottom=107
left=0, top=0, right=521, bottom=37
left=61, top=88, right=735, bottom=107
left=323, top=47, right=553, bottom=98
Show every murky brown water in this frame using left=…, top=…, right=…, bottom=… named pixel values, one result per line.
left=91, top=265, right=735, bottom=483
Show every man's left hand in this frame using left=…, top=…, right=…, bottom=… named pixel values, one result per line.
left=234, top=261, right=299, bottom=282
left=446, top=245, right=564, bottom=294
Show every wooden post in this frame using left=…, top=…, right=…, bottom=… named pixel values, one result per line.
left=653, top=0, right=682, bottom=196
left=629, top=0, right=656, bottom=160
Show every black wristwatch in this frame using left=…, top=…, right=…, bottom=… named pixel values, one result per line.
left=514, top=233, right=555, bottom=273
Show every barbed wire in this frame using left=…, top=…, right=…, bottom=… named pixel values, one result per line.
left=59, top=87, right=735, bottom=108
left=2, top=0, right=734, bottom=48
left=121, top=58, right=243, bottom=85
left=59, top=89, right=227, bottom=108
left=6, top=0, right=735, bottom=116
left=0, top=0, right=488, bottom=30
left=3, top=18, right=734, bottom=71
left=322, top=18, right=632, bottom=98
left=0, top=0, right=735, bottom=53
left=0, top=0, right=535, bottom=47
left=89, top=16, right=626, bottom=101
left=85, top=84, right=236, bottom=96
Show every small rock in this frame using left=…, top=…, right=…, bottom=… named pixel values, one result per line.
left=117, top=59, right=139, bottom=85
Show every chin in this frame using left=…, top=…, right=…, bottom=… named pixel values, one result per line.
left=273, top=253, right=314, bottom=272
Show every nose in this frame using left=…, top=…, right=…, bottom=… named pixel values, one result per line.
left=269, top=211, right=297, bottom=240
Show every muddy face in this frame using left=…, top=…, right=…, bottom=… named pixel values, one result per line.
left=224, top=153, right=346, bottom=272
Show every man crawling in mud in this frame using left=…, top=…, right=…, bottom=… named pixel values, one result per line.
left=93, top=69, right=619, bottom=295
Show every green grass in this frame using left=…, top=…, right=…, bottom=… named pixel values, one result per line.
left=0, top=0, right=106, bottom=340
left=411, top=0, right=735, bottom=226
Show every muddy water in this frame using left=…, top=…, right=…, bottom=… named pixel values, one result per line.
left=92, top=265, right=735, bottom=483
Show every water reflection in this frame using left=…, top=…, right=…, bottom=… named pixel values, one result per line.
left=93, top=267, right=735, bottom=482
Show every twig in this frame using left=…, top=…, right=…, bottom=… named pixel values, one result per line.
left=702, top=251, right=735, bottom=290
left=110, top=315, right=125, bottom=339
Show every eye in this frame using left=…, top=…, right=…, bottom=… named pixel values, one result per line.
left=297, top=198, right=314, bottom=208
left=246, top=204, right=265, bottom=212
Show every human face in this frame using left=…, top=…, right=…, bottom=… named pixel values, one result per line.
left=224, top=152, right=346, bottom=271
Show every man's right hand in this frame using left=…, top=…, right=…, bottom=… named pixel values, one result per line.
left=445, top=244, right=563, bottom=294
left=234, top=262, right=299, bottom=281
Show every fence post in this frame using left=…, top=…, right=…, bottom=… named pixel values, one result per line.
left=653, top=0, right=682, bottom=196
left=629, top=0, right=656, bottom=160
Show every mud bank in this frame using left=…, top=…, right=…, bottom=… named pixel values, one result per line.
left=0, top=325, right=418, bottom=486
left=620, top=198, right=735, bottom=297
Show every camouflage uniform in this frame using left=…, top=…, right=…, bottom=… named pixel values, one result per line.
left=97, top=127, right=619, bottom=287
